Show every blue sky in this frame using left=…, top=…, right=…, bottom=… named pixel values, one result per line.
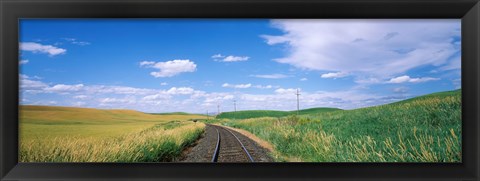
left=19, top=19, right=461, bottom=113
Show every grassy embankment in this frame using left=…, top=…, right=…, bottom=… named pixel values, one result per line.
left=216, top=107, right=341, bottom=119
left=20, top=105, right=206, bottom=162
left=223, top=90, right=462, bottom=162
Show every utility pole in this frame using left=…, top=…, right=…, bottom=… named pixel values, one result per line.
left=207, top=110, right=209, bottom=120
left=296, top=89, right=300, bottom=115
left=217, top=104, right=220, bottom=115
left=233, top=100, right=237, bottom=121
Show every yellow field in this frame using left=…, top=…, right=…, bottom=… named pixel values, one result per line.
left=20, top=105, right=207, bottom=162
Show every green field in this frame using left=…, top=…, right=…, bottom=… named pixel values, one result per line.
left=216, top=107, right=342, bottom=119
left=20, top=105, right=207, bottom=162
left=222, top=89, right=462, bottom=162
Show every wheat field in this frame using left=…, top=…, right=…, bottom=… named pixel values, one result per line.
left=20, top=105, right=206, bottom=162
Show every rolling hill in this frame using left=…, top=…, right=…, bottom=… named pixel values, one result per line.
left=19, top=105, right=207, bottom=162
left=20, top=105, right=207, bottom=125
left=228, top=89, right=462, bottom=162
left=216, top=107, right=342, bottom=119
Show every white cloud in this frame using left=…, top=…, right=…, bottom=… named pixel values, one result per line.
left=438, top=55, right=461, bottom=71
left=44, top=84, right=84, bottom=92
left=100, top=98, right=134, bottom=104
left=142, top=93, right=171, bottom=101
left=300, top=78, right=308, bottom=81
left=73, top=95, right=88, bottom=100
left=393, top=87, right=409, bottom=93
left=321, top=72, right=349, bottom=78
left=63, top=38, right=90, bottom=46
left=20, top=42, right=66, bottom=56
left=387, top=75, right=440, bottom=83
left=212, top=54, right=250, bottom=62
left=222, top=83, right=252, bottom=89
left=20, top=79, right=48, bottom=90
left=261, top=19, right=460, bottom=82
left=167, top=87, right=195, bottom=95
left=251, top=74, right=289, bottom=79
left=160, top=82, right=168, bottom=86
left=20, top=74, right=29, bottom=79
left=141, top=60, right=197, bottom=78
left=19, top=75, right=412, bottom=113
left=46, top=101, right=58, bottom=105
left=20, top=74, right=48, bottom=90
left=139, top=61, right=155, bottom=67
left=85, top=86, right=157, bottom=95
left=19, top=60, right=29, bottom=64
left=222, top=83, right=275, bottom=89
left=211, top=54, right=224, bottom=59
left=224, top=56, right=249, bottom=62
left=354, top=77, right=382, bottom=84
left=72, top=41, right=90, bottom=46
left=253, top=85, right=274, bottom=89
left=63, top=38, right=76, bottom=41
left=274, top=88, right=300, bottom=94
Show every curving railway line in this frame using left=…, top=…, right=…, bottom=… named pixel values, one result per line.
left=181, top=124, right=273, bottom=162
left=210, top=125, right=254, bottom=162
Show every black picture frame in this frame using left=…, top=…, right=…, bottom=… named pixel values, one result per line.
left=1, top=0, right=479, bottom=180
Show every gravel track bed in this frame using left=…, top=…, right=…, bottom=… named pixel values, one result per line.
left=181, top=124, right=273, bottom=162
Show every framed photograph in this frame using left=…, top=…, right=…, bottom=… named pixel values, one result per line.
left=1, top=0, right=479, bottom=180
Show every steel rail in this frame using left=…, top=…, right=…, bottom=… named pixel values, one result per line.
left=211, top=127, right=220, bottom=162
left=223, top=127, right=255, bottom=162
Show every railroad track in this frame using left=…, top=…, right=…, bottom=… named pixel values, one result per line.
left=210, top=125, right=255, bottom=162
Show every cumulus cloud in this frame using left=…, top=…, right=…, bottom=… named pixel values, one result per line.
left=140, top=60, right=197, bottom=78
left=212, top=54, right=250, bottom=62
left=251, top=74, right=289, bottom=79
left=224, top=56, right=250, bottom=62
left=160, top=82, right=168, bottom=86
left=222, top=83, right=275, bottom=89
left=72, top=42, right=90, bottom=46
left=19, top=74, right=413, bottom=113
left=211, top=54, right=224, bottom=59
left=100, top=97, right=133, bottom=104
left=139, top=61, right=155, bottom=67
left=63, top=38, right=90, bottom=46
left=387, top=75, right=440, bottom=83
left=274, top=88, right=299, bottom=94
left=20, top=42, right=66, bottom=56
left=142, top=93, right=171, bottom=101
left=19, top=59, right=29, bottom=64
left=84, top=86, right=155, bottom=95
left=19, top=74, right=48, bottom=91
left=321, top=72, right=349, bottom=78
left=20, top=79, right=48, bottom=90
left=222, top=83, right=252, bottom=89
left=253, top=85, right=274, bottom=89
left=44, top=84, right=84, bottom=92
left=167, top=87, right=195, bottom=95
left=300, top=78, right=308, bottom=81
left=261, top=19, right=460, bottom=81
